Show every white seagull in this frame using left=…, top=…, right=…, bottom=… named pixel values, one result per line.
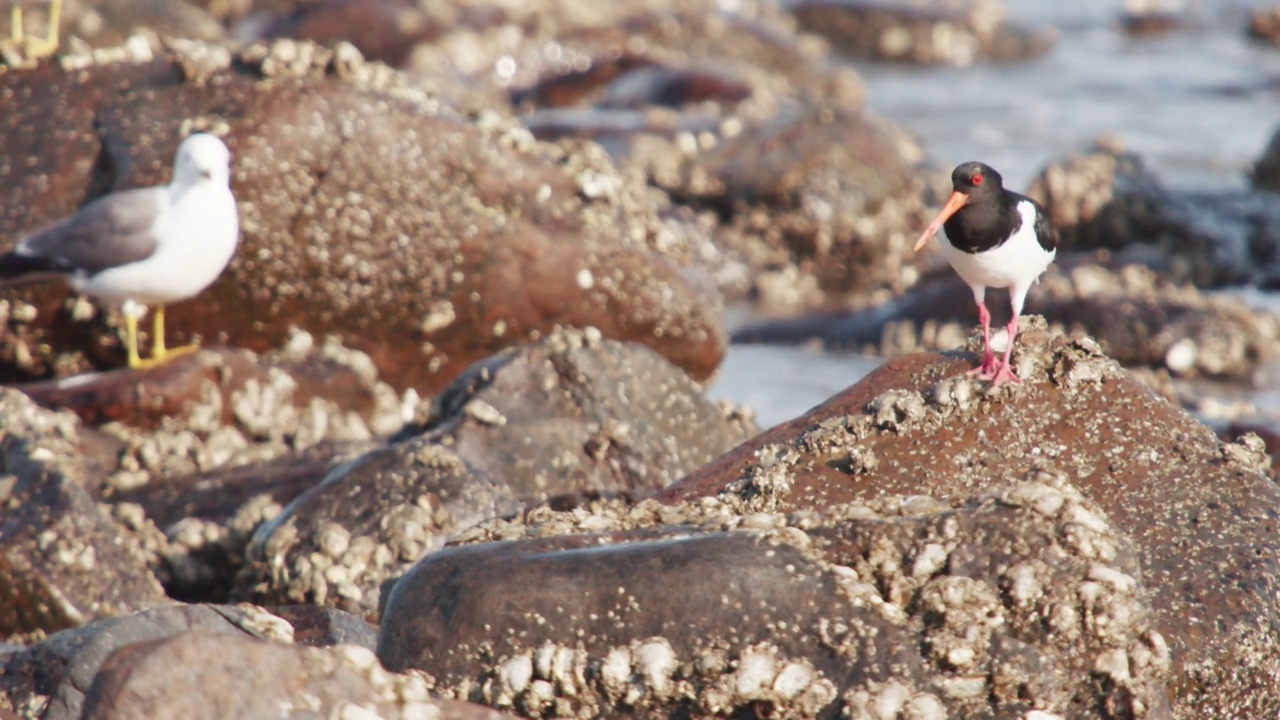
left=0, top=133, right=240, bottom=369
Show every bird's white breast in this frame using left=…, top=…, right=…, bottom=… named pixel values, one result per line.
left=80, top=181, right=239, bottom=307
left=939, top=200, right=1055, bottom=293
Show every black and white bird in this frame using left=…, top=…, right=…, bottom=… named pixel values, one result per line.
left=913, top=161, right=1057, bottom=386
left=0, top=133, right=240, bottom=369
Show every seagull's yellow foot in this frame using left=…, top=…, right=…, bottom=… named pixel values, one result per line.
left=7, top=0, right=61, bottom=61
left=124, top=305, right=201, bottom=370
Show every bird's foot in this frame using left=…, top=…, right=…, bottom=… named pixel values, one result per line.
left=966, top=352, right=1000, bottom=378
left=127, top=343, right=200, bottom=370
left=23, top=33, right=58, bottom=61
left=969, top=360, right=1020, bottom=387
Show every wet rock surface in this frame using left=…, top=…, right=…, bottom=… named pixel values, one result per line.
left=378, top=478, right=1169, bottom=718
left=785, top=0, right=1057, bottom=65
left=667, top=323, right=1280, bottom=717
left=0, top=38, right=727, bottom=392
left=235, top=328, right=755, bottom=619
left=1028, top=148, right=1280, bottom=288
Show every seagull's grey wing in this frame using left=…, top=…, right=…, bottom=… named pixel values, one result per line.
left=17, top=187, right=166, bottom=275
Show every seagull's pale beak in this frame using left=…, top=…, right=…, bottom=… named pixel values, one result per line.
left=913, top=190, right=969, bottom=252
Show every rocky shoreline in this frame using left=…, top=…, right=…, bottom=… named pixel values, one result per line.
left=3, top=1, right=1280, bottom=719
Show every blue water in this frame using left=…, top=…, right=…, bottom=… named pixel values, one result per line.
left=856, top=0, right=1280, bottom=192
left=709, top=0, right=1280, bottom=429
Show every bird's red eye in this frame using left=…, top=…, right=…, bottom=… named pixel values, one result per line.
left=972, top=173, right=983, bottom=185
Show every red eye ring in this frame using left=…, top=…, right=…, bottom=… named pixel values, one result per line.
left=972, top=173, right=984, bottom=185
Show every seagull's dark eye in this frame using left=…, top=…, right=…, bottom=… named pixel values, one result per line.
left=972, top=173, right=983, bottom=186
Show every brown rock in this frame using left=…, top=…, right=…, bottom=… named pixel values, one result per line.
left=378, top=481, right=1170, bottom=718
left=0, top=390, right=167, bottom=641
left=8, top=335, right=408, bottom=607
left=129, top=442, right=376, bottom=604
left=397, top=0, right=916, bottom=308
left=664, top=325, right=1280, bottom=716
left=80, top=630, right=517, bottom=720
left=268, top=604, right=378, bottom=650
left=1247, top=6, right=1280, bottom=47
left=661, top=107, right=929, bottom=305
left=255, top=0, right=444, bottom=67
left=786, top=0, right=1056, bottom=65
left=234, top=328, right=756, bottom=618
left=0, top=603, right=293, bottom=720
left=234, top=441, right=519, bottom=616
left=412, top=326, right=754, bottom=497
left=12, top=341, right=403, bottom=432
left=63, top=0, right=225, bottom=49
left=0, top=39, right=727, bottom=392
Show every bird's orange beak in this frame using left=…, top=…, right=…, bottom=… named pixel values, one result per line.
left=913, top=190, right=969, bottom=252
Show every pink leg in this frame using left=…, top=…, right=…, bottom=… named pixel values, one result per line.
left=965, top=302, right=999, bottom=377
left=985, top=314, right=1021, bottom=386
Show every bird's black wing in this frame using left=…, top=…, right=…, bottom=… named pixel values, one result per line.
left=1032, top=199, right=1057, bottom=252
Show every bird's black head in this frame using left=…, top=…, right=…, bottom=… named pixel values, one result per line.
left=950, top=161, right=1003, bottom=195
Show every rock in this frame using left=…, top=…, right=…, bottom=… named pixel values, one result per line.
left=1028, top=148, right=1280, bottom=287
left=407, top=326, right=756, bottom=494
left=252, top=0, right=445, bottom=68
left=398, top=0, right=936, bottom=309
left=0, top=390, right=167, bottom=641
left=0, top=603, right=293, bottom=720
left=117, top=440, right=375, bottom=530
left=4, top=333, right=407, bottom=606
left=1247, top=6, right=1280, bottom=47
left=234, top=440, right=519, bottom=617
left=1251, top=122, right=1280, bottom=193
left=785, top=0, right=1056, bottom=65
left=1117, top=8, right=1188, bottom=37
left=1224, top=423, right=1280, bottom=475
left=13, top=343, right=402, bottom=433
left=268, top=604, right=378, bottom=650
left=234, top=328, right=756, bottom=618
left=409, top=0, right=864, bottom=114
left=79, top=630, right=517, bottom=720
left=733, top=261, right=1280, bottom=380
left=63, top=0, right=225, bottom=49
left=378, top=483, right=1169, bottom=718
left=659, top=106, right=929, bottom=305
left=0, top=39, right=727, bottom=392
left=665, top=327, right=1280, bottom=716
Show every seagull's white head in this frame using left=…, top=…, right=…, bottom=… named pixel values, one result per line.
left=171, top=133, right=232, bottom=188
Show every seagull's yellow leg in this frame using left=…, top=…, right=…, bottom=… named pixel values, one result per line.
left=124, top=313, right=145, bottom=369
left=144, top=304, right=199, bottom=365
left=22, top=0, right=61, bottom=59
left=10, top=7, right=23, bottom=45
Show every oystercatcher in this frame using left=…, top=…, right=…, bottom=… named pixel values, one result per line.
left=913, top=161, right=1057, bottom=386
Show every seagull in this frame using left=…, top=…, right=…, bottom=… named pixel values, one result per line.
left=0, top=133, right=240, bottom=370
left=913, top=161, right=1057, bottom=386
